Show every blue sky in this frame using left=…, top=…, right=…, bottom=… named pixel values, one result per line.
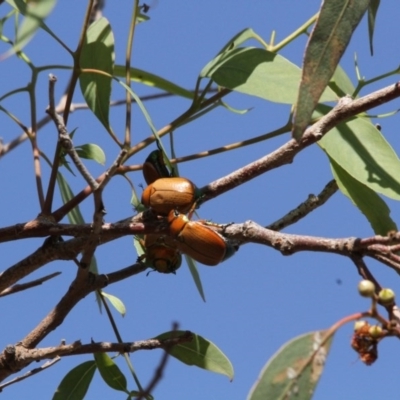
left=1, top=1, right=400, bottom=399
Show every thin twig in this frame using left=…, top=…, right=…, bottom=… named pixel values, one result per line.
left=137, top=322, right=179, bottom=400
left=0, top=357, right=60, bottom=391
left=267, top=180, right=338, bottom=231
left=46, top=74, right=99, bottom=191
left=0, top=272, right=61, bottom=297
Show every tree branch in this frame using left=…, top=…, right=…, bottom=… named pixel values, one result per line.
left=0, top=272, right=61, bottom=297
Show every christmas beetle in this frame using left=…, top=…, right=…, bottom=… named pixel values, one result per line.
left=138, top=234, right=182, bottom=273
left=167, top=210, right=237, bottom=266
left=141, top=177, right=202, bottom=215
left=142, top=150, right=170, bottom=185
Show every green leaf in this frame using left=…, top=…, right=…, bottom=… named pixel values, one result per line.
left=247, top=330, right=333, bottom=400
left=367, top=0, right=380, bottom=56
left=155, top=331, right=233, bottom=380
left=5, top=0, right=56, bottom=54
left=202, top=47, right=337, bottom=104
left=329, top=65, right=356, bottom=98
left=101, top=291, right=127, bottom=316
left=52, top=360, right=97, bottom=400
left=79, top=17, right=114, bottom=131
left=56, top=172, right=85, bottom=225
left=293, top=0, right=370, bottom=139
left=114, top=65, right=193, bottom=99
left=94, top=352, right=128, bottom=393
left=185, top=255, right=206, bottom=302
left=330, top=158, right=397, bottom=235
left=76, top=143, right=106, bottom=165
left=200, top=28, right=262, bottom=77
left=317, top=106, right=400, bottom=200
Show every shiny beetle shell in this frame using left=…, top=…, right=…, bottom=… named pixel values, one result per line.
left=142, top=177, right=199, bottom=215
left=142, top=150, right=170, bottom=185
left=167, top=210, right=236, bottom=266
left=140, top=234, right=182, bottom=273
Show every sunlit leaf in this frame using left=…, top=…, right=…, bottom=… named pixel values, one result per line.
left=53, top=360, right=96, bottom=400
left=202, top=47, right=337, bottom=104
left=293, top=0, right=370, bottom=139
left=247, top=330, right=333, bottom=400
left=79, top=17, right=114, bottom=130
left=94, top=352, right=128, bottom=393
left=114, top=65, right=193, bottom=99
left=317, top=106, right=400, bottom=200
left=76, top=143, right=106, bottom=165
left=5, top=0, right=56, bottom=55
left=101, top=291, right=127, bottom=316
left=155, top=331, right=233, bottom=380
left=330, top=158, right=397, bottom=235
left=368, top=0, right=380, bottom=56
left=185, top=255, right=206, bottom=302
left=200, top=28, right=262, bottom=77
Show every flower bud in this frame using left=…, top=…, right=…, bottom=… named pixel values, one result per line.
left=368, top=325, right=383, bottom=338
left=378, top=288, right=395, bottom=305
left=358, top=280, right=375, bottom=297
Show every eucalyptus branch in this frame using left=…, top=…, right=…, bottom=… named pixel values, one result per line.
left=266, top=180, right=338, bottom=231
left=0, top=332, right=193, bottom=385
left=201, top=82, right=400, bottom=200
left=0, top=357, right=61, bottom=391
left=46, top=75, right=99, bottom=191
left=0, top=272, right=61, bottom=297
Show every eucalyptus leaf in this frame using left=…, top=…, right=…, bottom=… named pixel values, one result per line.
left=101, top=291, right=127, bottom=316
left=330, top=158, right=397, bottom=235
left=80, top=17, right=114, bottom=131
left=247, top=330, right=333, bottom=400
left=203, top=47, right=337, bottom=104
left=155, top=331, right=233, bottom=380
left=52, top=361, right=96, bottom=400
left=293, top=0, right=370, bottom=139
left=317, top=106, right=400, bottom=200
left=94, top=352, right=128, bottom=393
left=76, top=143, right=106, bottom=165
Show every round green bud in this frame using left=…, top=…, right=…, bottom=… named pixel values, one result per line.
left=358, top=280, right=375, bottom=297
left=378, top=288, right=395, bottom=305
left=368, top=325, right=383, bottom=338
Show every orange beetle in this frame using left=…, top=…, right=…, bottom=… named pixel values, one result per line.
left=142, top=150, right=170, bottom=185
left=138, top=234, right=182, bottom=273
left=167, top=210, right=237, bottom=266
left=141, top=177, right=201, bottom=215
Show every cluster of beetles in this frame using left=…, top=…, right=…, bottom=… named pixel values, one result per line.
left=138, top=150, right=238, bottom=273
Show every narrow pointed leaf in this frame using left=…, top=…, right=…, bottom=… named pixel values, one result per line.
left=52, top=360, right=97, bottom=400
left=200, top=28, right=260, bottom=77
left=94, top=352, right=128, bottom=393
left=5, top=0, right=56, bottom=54
left=79, top=17, right=114, bottom=130
left=203, top=47, right=337, bottom=104
left=114, top=65, right=193, bottom=99
left=101, top=291, right=127, bottom=316
left=247, top=330, right=333, bottom=400
left=56, top=172, right=85, bottom=225
left=75, top=143, right=106, bottom=165
left=367, top=0, right=380, bottom=56
left=293, top=0, right=370, bottom=139
left=330, top=158, right=397, bottom=235
left=155, top=331, right=233, bottom=380
left=316, top=105, right=400, bottom=200
left=185, top=255, right=206, bottom=302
